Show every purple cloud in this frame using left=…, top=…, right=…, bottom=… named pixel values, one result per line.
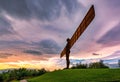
left=0, top=0, right=81, bottom=21
left=0, top=16, right=15, bottom=36
left=97, top=23, right=120, bottom=47
left=102, top=50, right=120, bottom=60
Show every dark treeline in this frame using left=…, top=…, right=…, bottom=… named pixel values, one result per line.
left=71, top=60, right=109, bottom=69
left=0, top=68, right=48, bottom=82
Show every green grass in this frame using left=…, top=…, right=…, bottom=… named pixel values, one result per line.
left=28, top=69, right=120, bottom=82
left=10, top=80, right=19, bottom=82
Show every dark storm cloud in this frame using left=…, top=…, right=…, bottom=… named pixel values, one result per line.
left=0, top=0, right=80, bottom=20
left=0, top=39, right=61, bottom=55
left=61, top=0, right=80, bottom=14
left=27, top=0, right=81, bottom=20
left=27, top=0, right=80, bottom=20
left=43, top=25, right=64, bottom=33
left=0, top=40, right=30, bottom=49
left=0, top=0, right=30, bottom=19
left=23, top=39, right=61, bottom=55
left=0, top=40, right=29, bottom=45
left=33, top=39, right=61, bottom=54
left=24, top=50, right=42, bottom=55
left=0, top=16, right=15, bottom=36
left=26, top=0, right=61, bottom=21
left=97, top=23, right=120, bottom=46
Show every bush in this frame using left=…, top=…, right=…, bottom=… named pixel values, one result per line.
left=118, top=60, right=120, bottom=67
left=0, top=68, right=47, bottom=81
left=71, top=63, right=87, bottom=69
left=89, top=60, right=109, bottom=68
left=0, top=74, right=3, bottom=82
left=71, top=60, right=109, bottom=69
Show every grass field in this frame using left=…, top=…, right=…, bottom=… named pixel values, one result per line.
left=28, top=69, right=120, bottom=82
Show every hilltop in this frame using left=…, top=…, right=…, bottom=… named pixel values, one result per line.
left=28, top=69, right=120, bottom=82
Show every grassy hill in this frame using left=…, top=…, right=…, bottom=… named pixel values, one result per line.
left=28, top=69, right=120, bottom=82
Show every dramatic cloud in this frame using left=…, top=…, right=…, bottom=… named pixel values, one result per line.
left=104, top=0, right=120, bottom=9
left=0, top=39, right=61, bottom=56
left=0, top=16, right=14, bottom=36
left=0, top=40, right=29, bottom=50
left=23, top=50, right=42, bottom=55
left=61, top=0, right=80, bottom=14
left=0, top=0, right=80, bottom=20
left=0, top=0, right=30, bottom=19
left=97, top=23, right=120, bottom=47
left=0, top=53, right=13, bottom=58
left=33, top=39, right=61, bottom=54
left=102, top=50, right=120, bottom=60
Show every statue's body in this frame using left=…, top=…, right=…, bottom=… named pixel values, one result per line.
left=65, top=38, right=70, bottom=69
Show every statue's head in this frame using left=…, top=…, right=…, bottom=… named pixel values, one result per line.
left=66, top=38, right=70, bottom=42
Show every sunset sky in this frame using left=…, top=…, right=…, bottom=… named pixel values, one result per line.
left=0, top=0, right=120, bottom=71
